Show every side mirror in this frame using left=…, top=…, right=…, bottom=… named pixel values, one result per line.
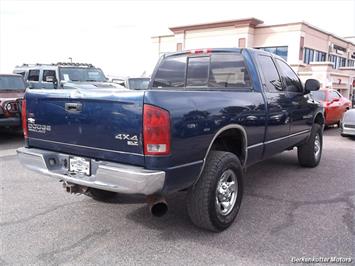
left=332, top=98, right=340, bottom=102
left=304, top=79, right=320, bottom=94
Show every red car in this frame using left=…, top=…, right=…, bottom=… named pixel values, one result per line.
left=311, top=89, right=351, bottom=126
left=0, top=74, right=26, bottom=129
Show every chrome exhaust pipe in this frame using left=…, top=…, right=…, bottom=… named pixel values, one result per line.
left=147, top=195, right=168, bottom=217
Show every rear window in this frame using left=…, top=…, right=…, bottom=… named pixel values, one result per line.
left=152, top=53, right=251, bottom=89
left=0, top=76, right=26, bottom=90
left=311, top=91, right=326, bottom=101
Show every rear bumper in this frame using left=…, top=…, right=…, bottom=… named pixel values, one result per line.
left=341, top=126, right=355, bottom=136
left=17, top=147, right=165, bottom=195
left=0, top=117, right=21, bottom=127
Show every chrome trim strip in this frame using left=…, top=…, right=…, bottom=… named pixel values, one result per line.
left=168, top=160, right=203, bottom=170
left=29, top=137, right=144, bottom=157
left=247, top=142, right=263, bottom=150
left=264, top=130, right=310, bottom=145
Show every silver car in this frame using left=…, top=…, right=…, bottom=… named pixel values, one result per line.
left=341, top=109, right=355, bottom=137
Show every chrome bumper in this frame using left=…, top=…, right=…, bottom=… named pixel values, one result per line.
left=342, top=127, right=355, bottom=136
left=17, top=147, right=165, bottom=195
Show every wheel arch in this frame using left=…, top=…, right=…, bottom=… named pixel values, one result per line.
left=194, top=124, right=248, bottom=184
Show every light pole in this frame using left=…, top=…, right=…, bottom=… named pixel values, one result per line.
left=68, top=57, right=73, bottom=63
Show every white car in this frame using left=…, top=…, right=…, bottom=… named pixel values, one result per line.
left=341, top=109, right=355, bottom=137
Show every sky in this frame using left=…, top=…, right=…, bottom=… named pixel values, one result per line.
left=0, top=0, right=354, bottom=77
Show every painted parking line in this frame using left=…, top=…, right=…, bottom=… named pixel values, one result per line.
left=0, top=148, right=17, bottom=158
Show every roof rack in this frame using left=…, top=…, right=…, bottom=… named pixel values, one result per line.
left=18, top=62, right=94, bottom=68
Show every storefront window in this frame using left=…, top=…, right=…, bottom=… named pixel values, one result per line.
left=256, top=46, right=288, bottom=61
left=315, top=50, right=327, bottom=62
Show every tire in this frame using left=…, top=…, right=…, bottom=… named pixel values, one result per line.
left=85, top=188, right=117, bottom=202
left=297, top=124, right=323, bottom=167
left=187, top=151, right=243, bottom=232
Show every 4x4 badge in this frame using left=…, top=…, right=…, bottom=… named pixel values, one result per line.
left=115, top=134, right=139, bottom=146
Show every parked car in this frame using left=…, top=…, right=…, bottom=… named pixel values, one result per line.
left=311, top=89, right=351, bottom=126
left=18, top=48, right=324, bottom=232
left=0, top=74, right=26, bottom=129
left=341, top=109, right=355, bottom=137
left=14, top=62, right=126, bottom=90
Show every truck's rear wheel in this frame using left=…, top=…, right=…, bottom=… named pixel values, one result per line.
left=297, top=124, right=323, bottom=167
left=85, top=188, right=117, bottom=202
left=187, top=151, right=243, bottom=232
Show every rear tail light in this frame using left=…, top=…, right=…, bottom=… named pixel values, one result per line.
left=143, top=104, right=170, bottom=155
left=21, top=99, right=28, bottom=139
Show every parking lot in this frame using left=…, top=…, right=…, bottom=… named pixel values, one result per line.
left=0, top=128, right=354, bottom=265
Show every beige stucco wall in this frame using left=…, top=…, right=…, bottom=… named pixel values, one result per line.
left=152, top=21, right=355, bottom=99
left=184, top=26, right=238, bottom=49
left=253, top=24, right=302, bottom=64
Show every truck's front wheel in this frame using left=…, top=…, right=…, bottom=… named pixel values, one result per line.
left=297, top=124, right=323, bottom=167
left=187, top=151, right=243, bottom=232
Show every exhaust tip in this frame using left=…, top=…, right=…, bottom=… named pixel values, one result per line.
left=151, top=202, right=168, bottom=217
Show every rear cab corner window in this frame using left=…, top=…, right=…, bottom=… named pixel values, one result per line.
left=152, top=52, right=251, bottom=89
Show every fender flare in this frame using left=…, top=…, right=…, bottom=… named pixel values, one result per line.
left=194, top=124, right=248, bottom=184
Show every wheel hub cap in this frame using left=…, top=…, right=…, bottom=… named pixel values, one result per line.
left=314, top=134, right=321, bottom=159
left=216, top=169, right=238, bottom=216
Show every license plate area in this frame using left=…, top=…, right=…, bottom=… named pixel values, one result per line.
left=69, top=156, right=91, bottom=176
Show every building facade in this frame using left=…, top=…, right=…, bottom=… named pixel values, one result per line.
left=152, top=18, right=355, bottom=98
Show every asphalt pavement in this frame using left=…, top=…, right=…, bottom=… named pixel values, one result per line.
left=0, top=128, right=354, bottom=265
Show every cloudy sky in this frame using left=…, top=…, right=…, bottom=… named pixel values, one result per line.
left=0, top=0, right=354, bottom=77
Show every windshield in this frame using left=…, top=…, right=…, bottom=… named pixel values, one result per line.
left=311, top=91, right=326, bottom=101
left=59, top=67, right=106, bottom=82
left=128, top=78, right=150, bottom=90
left=0, top=75, right=26, bottom=91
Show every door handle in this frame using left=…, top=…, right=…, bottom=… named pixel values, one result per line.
left=65, top=103, right=82, bottom=113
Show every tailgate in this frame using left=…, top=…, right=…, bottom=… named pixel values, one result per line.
left=25, top=89, right=145, bottom=166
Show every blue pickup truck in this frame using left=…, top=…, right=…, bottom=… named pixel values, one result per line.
left=18, top=48, right=324, bottom=231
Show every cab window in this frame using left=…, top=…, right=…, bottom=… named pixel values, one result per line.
left=258, top=55, right=283, bottom=92
left=42, top=70, right=56, bottom=82
left=27, top=70, right=40, bottom=81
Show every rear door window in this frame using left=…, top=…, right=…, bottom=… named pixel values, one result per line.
left=258, top=55, right=283, bottom=92
left=27, top=70, right=40, bottom=81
